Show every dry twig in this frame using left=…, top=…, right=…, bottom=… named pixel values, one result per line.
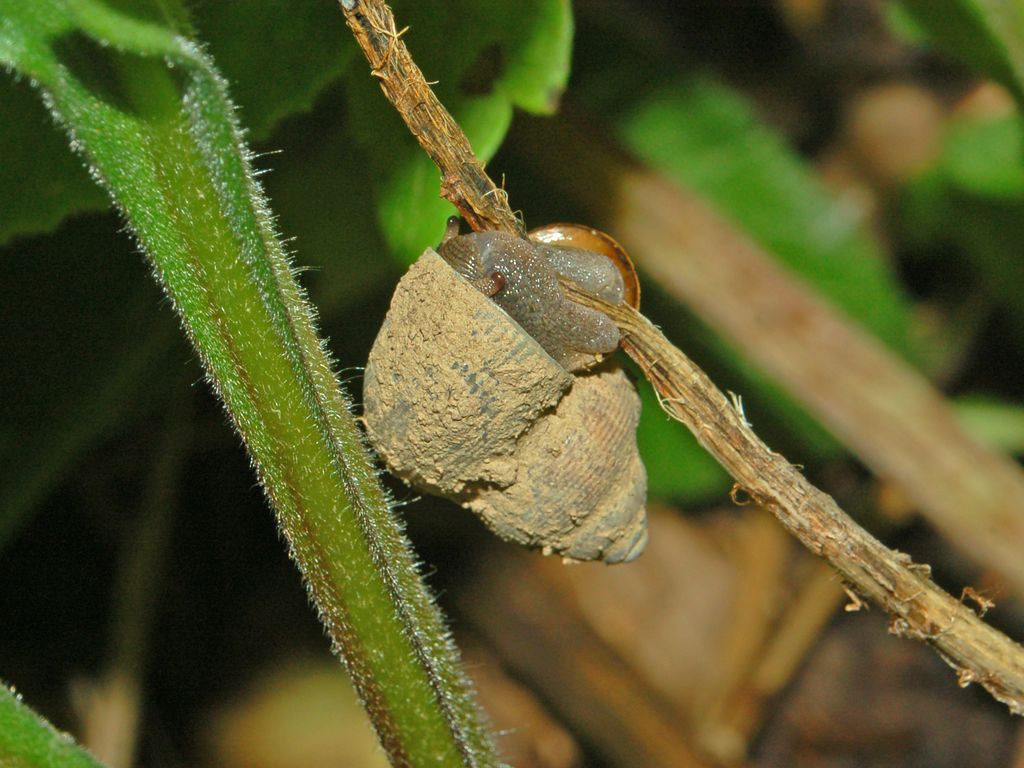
left=563, top=279, right=1024, bottom=715
left=339, top=0, right=1024, bottom=716
left=338, top=0, right=523, bottom=235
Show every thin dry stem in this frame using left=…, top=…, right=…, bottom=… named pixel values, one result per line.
left=562, top=277, right=1024, bottom=716
left=338, top=0, right=523, bottom=235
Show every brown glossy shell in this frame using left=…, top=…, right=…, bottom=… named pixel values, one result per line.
left=529, top=223, right=641, bottom=310
left=362, top=249, right=648, bottom=563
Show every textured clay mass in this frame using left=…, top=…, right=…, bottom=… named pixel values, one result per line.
left=363, top=250, right=648, bottom=563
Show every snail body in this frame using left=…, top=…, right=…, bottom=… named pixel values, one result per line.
left=439, top=222, right=640, bottom=371
left=529, top=223, right=641, bottom=310
left=363, top=226, right=647, bottom=563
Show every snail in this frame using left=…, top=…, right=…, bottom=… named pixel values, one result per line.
left=362, top=221, right=648, bottom=563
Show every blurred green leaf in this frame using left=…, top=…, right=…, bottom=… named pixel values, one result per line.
left=0, top=217, right=178, bottom=549
left=945, top=196, right=1024, bottom=333
left=574, top=22, right=913, bottom=351
left=346, top=0, right=572, bottom=261
left=902, top=112, right=1024, bottom=334
left=573, top=12, right=918, bottom=485
left=637, top=383, right=729, bottom=502
left=257, top=85, right=396, bottom=318
left=488, top=1, right=573, bottom=113
left=943, top=114, right=1024, bottom=197
left=348, top=80, right=513, bottom=261
left=899, top=0, right=1024, bottom=104
left=884, top=1, right=929, bottom=44
left=0, top=76, right=107, bottom=246
left=955, top=395, right=1024, bottom=454
left=619, top=79, right=912, bottom=352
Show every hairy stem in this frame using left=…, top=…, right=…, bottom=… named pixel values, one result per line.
left=0, top=686, right=105, bottom=768
left=0, top=2, right=496, bottom=764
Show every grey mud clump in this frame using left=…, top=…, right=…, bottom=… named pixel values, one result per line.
left=362, top=249, right=648, bottom=563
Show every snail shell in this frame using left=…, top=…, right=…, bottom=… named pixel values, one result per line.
left=362, top=246, right=648, bottom=563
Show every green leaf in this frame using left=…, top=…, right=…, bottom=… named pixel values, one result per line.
left=955, top=395, right=1024, bottom=454
left=191, top=0, right=354, bottom=141
left=899, top=0, right=1024, bottom=104
left=943, top=114, right=1024, bottom=198
left=573, top=13, right=916, bottom=475
left=0, top=76, right=107, bottom=246
left=937, top=194, right=1024, bottom=332
left=901, top=112, right=1024, bottom=334
left=884, top=1, right=929, bottom=44
left=346, top=0, right=572, bottom=262
left=486, top=1, right=572, bottom=113
left=569, top=17, right=914, bottom=476
left=0, top=0, right=354, bottom=246
left=618, top=79, right=912, bottom=352
left=0, top=685, right=106, bottom=768
left=257, top=84, right=396, bottom=318
left=0, top=1, right=495, bottom=764
left=637, top=383, right=729, bottom=502
left=347, top=79, right=513, bottom=260
left=0, top=216, right=178, bottom=549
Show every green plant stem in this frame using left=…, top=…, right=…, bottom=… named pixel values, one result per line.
left=0, top=2, right=495, bottom=765
left=0, top=686, right=106, bottom=768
